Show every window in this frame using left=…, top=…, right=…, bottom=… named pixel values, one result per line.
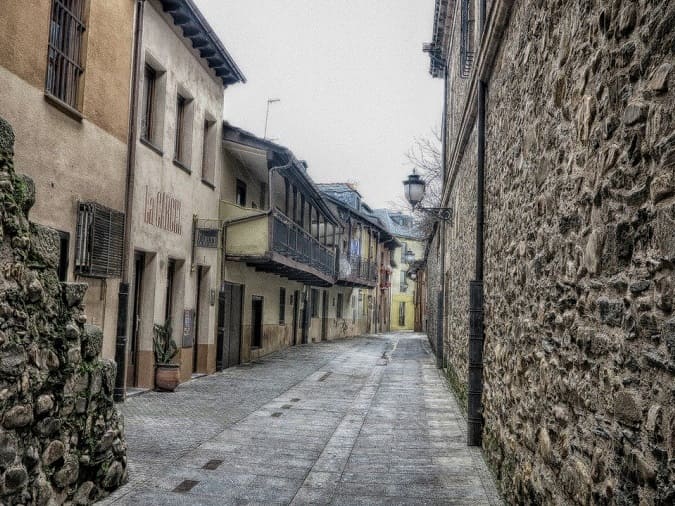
left=141, top=65, right=157, bottom=142
left=352, top=295, right=356, bottom=324
left=336, top=293, right=344, bottom=319
left=235, top=179, right=247, bottom=206
left=46, top=0, right=86, bottom=109
left=260, top=182, right=267, bottom=210
left=400, top=242, right=408, bottom=262
left=165, top=259, right=176, bottom=322
left=174, top=94, right=192, bottom=167
left=460, top=0, right=475, bottom=79
left=57, top=231, right=70, bottom=282
left=279, top=288, right=286, bottom=324
left=201, top=119, right=215, bottom=184
left=75, top=202, right=125, bottom=278
left=400, top=271, right=408, bottom=292
left=311, top=289, right=319, bottom=318
left=398, top=302, right=406, bottom=326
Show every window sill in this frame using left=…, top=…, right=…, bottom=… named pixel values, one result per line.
left=139, top=137, right=163, bottom=157
left=44, top=92, right=83, bottom=121
left=173, top=159, right=191, bottom=174
left=201, top=178, right=215, bottom=190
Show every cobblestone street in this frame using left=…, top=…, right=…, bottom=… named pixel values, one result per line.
left=101, top=333, right=500, bottom=505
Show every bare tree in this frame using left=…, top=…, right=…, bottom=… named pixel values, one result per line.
left=404, top=127, right=442, bottom=236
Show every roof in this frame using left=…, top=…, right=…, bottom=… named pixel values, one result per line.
left=222, top=124, right=340, bottom=226
left=316, top=183, right=362, bottom=211
left=423, top=0, right=455, bottom=78
left=372, top=209, right=426, bottom=241
left=158, top=0, right=246, bottom=87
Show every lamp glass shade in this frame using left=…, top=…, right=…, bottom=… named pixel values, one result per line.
left=403, top=173, right=425, bottom=207
left=404, top=249, right=415, bottom=263
left=409, top=272, right=417, bottom=281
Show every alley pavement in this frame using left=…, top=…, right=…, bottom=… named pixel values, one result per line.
left=100, top=333, right=501, bottom=505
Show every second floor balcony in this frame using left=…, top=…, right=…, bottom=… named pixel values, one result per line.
left=337, top=256, right=377, bottom=287
left=222, top=203, right=336, bottom=287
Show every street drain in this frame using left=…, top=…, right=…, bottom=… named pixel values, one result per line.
left=202, top=459, right=223, bottom=470
left=290, top=398, right=301, bottom=402
left=318, top=372, right=331, bottom=382
left=271, top=412, right=283, bottom=417
left=282, top=404, right=292, bottom=409
left=173, top=479, right=199, bottom=492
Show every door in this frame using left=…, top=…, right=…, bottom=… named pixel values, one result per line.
left=216, top=282, right=243, bottom=371
left=251, top=296, right=263, bottom=348
left=321, top=290, right=328, bottom=341
left=192, top=266, right=203, bottom=373
left=292, top=290, right=299, bottom=345
left=127, top=252, right=144, bottom=386
left=301, top=291, right=309, bottom=344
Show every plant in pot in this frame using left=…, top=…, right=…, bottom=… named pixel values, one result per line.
left=153, top=319, right=180, bottom=391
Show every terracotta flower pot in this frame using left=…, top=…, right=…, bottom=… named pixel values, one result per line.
left=155, top=363, right=180, bottom=392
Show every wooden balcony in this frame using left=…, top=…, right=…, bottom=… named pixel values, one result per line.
left=222, top=204, right=336, bottom=286
left=337, top=256, right=378, bottom=288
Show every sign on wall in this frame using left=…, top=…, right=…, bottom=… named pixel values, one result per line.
left=196, top=228, right=219, bottom=248
left=144, top=186, right=182, bottom=235
left=182, top=309, right=195, bottom=348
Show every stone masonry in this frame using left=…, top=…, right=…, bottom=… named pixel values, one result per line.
left=437, top=0, right=674, bottom=504
left=0, top=116, right=127, bottom=504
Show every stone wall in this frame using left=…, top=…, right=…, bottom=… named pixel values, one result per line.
left=0, top=117, right=127, bottom=504
left=471, top=0, right=674, bottom=503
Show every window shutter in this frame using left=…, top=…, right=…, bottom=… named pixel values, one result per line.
left=75, top=202, right=125, bottom=278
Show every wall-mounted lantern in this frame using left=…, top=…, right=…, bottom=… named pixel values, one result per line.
left=403, top=169, right=453, bottom=223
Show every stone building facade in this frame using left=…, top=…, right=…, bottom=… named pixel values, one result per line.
left=0, top=0, right=135, bottom=361
left=425, top=0, right=674, bottom=503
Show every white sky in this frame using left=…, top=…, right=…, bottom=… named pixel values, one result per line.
left=195, top=0, right=443, bottom=208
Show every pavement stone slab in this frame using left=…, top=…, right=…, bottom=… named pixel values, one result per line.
left=99, top=333, right=501, bottom=505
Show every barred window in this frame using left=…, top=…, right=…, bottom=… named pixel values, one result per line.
left=46, top=0, right=86, bottom=109
left=460, top=0, right=475, bottom=79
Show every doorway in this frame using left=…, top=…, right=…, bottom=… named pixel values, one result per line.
left=321, top=290, right=328, bottom=341
left=192, top=266, right=204, bottom=373
left=292, top=290, right=299, bottom=345
left=251, top=296, right=263, bottom=348
left=127, top=252, right=144, bottom=387
left=216, top=282, right=243, bottom=370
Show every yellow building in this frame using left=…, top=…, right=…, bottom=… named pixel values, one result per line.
left=0, top=0, right=136, bottom=359
left=373, top=211, right=425, bottom=331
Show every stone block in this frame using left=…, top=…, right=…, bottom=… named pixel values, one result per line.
left=648, top=63, right=672, bottom=93
left=614, top=390, right=642, bottom=424
left=0, top=116, right=14, bottom=156
left=2, top=404, right=33, bottom=429
left=63, top=282, right=88, bottom=307
left=42, top=441, right=65, bottom=467
left=0, top=343, right=27, bottom=377
left=28, top=224, right=60, bottom=269
left=597, top=297, right=624, bottom=326
left=82, top=324, right=103, bottom=359
left=0, top=432, right=18, bottom=467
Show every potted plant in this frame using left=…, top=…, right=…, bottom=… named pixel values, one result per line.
left=153, top=319, right=180, bottom=391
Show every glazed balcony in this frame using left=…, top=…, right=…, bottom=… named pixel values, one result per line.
left=222, top=203, right=336, bottom=286
left=337, top=256, right=378, bottom=288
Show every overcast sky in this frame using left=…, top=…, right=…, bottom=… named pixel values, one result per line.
left=195, top=0, right=443, bottom=209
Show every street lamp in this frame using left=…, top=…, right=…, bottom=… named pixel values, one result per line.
left=402, top=169, right=453, bottom=222
left=264, top=98, right=280, bottom=139
left=404, top=249, right=416, bottom=264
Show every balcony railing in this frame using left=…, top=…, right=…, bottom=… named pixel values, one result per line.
left=271, top=212, right=335, bottom=276
left=338, top=256, right=378, bottom=285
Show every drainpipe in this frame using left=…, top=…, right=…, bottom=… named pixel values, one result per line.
left=467, top=0, right=487, bottom=447
left=436, top=62, right=449, bottom=369
left=114, top=0, right=145, bottom=403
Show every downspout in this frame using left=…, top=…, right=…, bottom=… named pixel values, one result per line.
left=467, top=0, right=487, bottom=447
left=436, top=63, right=448, bottom=369
left=114, top=0, right=145, bottom=402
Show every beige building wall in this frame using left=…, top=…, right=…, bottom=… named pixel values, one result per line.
left=0, top=0, right=135, bottom=359
left=127, top=1, right=226, bottom=388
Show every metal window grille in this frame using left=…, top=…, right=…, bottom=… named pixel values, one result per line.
left=46, top=0, right=85, bottom=108
left=460, top=0, right=475, bottom=79
left=75, top=202, right=125, bottom=278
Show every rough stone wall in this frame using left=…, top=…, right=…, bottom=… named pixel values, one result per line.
left=0, top=117, right=127, bottom=504
left=425, top=231, right=442, bottom=353
left=477, top=0, right=674, bottom=504
left=444, top=130, right=478, bottom=406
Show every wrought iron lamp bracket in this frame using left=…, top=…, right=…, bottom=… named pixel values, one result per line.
left=414, top=206, right=453, bottom=223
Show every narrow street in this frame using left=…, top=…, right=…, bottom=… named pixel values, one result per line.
left=101, top=333, right=500, bottom=505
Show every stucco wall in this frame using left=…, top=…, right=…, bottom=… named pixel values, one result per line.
left=0, top=1, right=134, bottom=361
left=128, top=1, right=226, bottom=387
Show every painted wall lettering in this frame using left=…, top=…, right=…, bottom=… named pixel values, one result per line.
left=144, top=186, right=182, bottom=234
